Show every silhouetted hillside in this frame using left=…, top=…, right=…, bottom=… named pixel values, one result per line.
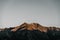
left=0, top=23, right=60, bottom=40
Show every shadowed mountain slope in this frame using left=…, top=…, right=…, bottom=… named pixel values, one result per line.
left=0, top=23, right=60, bottom=40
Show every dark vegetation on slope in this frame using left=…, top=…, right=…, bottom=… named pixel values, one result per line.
left=0, top=23, right=60, bottom=40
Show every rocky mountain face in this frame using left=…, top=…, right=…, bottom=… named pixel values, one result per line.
left=0, top=23, right=60, bottom=40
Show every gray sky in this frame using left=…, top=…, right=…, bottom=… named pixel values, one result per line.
left=0, top=0, right=60, bottom=28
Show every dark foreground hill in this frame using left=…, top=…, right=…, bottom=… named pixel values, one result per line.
left=0, top=23, right=60, bottom=40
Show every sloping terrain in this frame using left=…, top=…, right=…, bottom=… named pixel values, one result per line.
left=0, top=23, right=60, bottom=40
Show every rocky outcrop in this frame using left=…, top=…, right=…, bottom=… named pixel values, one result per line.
left=11, top=23, right=60, bottom=32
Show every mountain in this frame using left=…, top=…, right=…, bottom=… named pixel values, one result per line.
left=0, top=23, right=60, bottom=40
